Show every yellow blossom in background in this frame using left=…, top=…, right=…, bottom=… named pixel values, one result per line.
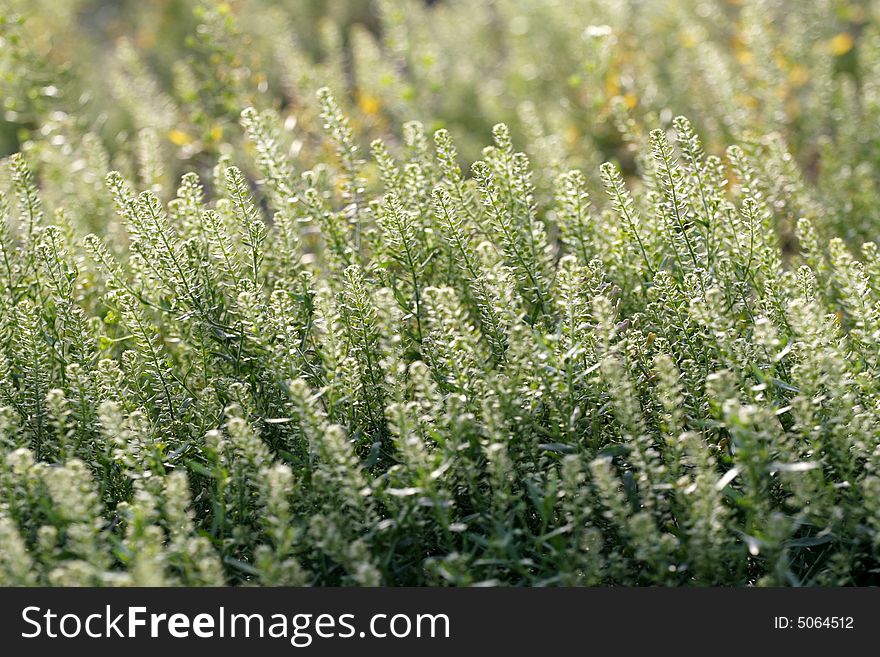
left=788, top=65, right=810, bottom=87
left=605, top=72, right=620, bottom=97
left=829, top=32, right=855, bottom=55
left=357, top=93, right=381, bottom=115
left=679, top=31, right=698, bottom=49
left=735, top=48, right=754, bottom=66
left=736, top=93, right=759, bottom=110
left=168, top=129, right=194, bottom=146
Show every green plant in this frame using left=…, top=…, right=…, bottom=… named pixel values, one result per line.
left=1, top=0, right=880, bottom=587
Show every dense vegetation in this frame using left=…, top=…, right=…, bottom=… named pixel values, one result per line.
left=1, top=0, right=879, bottom=586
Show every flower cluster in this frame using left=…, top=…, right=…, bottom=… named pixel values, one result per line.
left=0, top=0, right=879, bottom=586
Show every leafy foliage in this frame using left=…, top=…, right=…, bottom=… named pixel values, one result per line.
left=1, top=0, right=880, bottom=586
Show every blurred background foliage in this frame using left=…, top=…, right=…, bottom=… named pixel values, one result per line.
left=0, top=0, right=877, bottom=241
